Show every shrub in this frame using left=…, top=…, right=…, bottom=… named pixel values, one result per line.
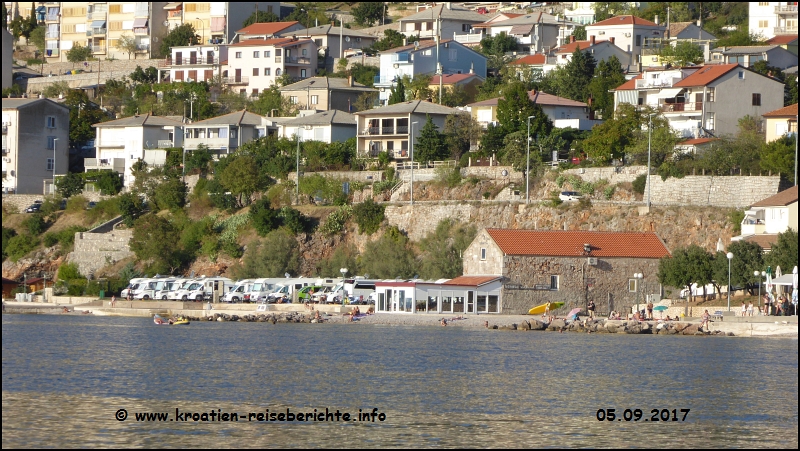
left=603, top=185, right=615, bottom=200
left=5, top=234, right=39, bottom=262
left=632, top=174, right=646, bottom=195
left=352, top=198, right=385, bottom=235
left=66, top=278, right=87, bottom=296
left=319, top=205, right=353, bottom=236
left=728, top=209, right=745, bottom=235
left=2, top=226, right=18, bottom=260
left=279, top=207, right=308, bottom=235
left=58, top=262, right=84, bottom=281
left=435, top=166, right=462, bottom=188
left=24, top=214, right=47, bottom=235
left=66, top=195, right=88, bottom=212
left=250, top=197, right=280, bottom=236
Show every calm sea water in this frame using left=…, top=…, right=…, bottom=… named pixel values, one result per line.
left=2, top=314, right=798, bottom=448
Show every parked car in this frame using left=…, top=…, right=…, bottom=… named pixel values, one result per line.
left=86, top=201, right=97, bottom=210
left=559, top=191, right=583, bottom=202
left=25, top=201, right=42, bottom=213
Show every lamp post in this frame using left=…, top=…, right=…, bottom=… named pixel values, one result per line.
left=647, top=113, right=656, bottom=209
left=410, top=121, right=418, bottom=205
left=526, top=115, right=535, bottom=204
left=52, top=138, right=58, bottom=195
left=634, top=272, right=643, bottom=316
left=195, top=17, right=204, bottom=44
left=726, top=252, right=734, bottom=311
left=755, top=270, right=766, bottom=313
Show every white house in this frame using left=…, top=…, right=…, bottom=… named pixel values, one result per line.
left=225, top=37, right=317, bottom=97
left=733, top=186, right=798, bottom=252
left=89, top=114, right=184, bottom=188
left=749, top=2, right=798, bottom=40
left=397, top=2, right=488, bottom=40
left=710, top=45, right=798, bottom=70
left=159, top=44, right=228, bottom=84
left=278, top=24, right=378, bottom=71
left=464, top=11, right=578, bottom=54
left=467, top=90, right=602, bottom=131
left=585, top=15, right=666, bottom=67
left=374, top=39, right=487, bottom=106
left=231, top=21, right=305, bottom=43
left=553, top=35, right=631, bottom=71
left=276, top=110, right=356, bottom=144
left=183, top=110, right=275, bottom=157
left=373, top=276, right=503, bottom=314
left=613, top=64, right=785, bottom=138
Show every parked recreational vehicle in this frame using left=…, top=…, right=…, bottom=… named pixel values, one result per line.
left=120, top=278, right=148, bottom=299
left=328, top=278, right=379, bottom=303
left=223, top=279, right=255, bottom=303
left=265, top=278, right=322, bottom=303
left=134, top=277, right=176, bottom=300
left=155, top=278, right=189, bottom=300
left=173, top=276, right=234, bottom=301
left=243, top=278, right=284, bottom=303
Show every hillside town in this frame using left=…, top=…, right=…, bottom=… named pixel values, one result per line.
left=1, top=2, right=797, bottom=320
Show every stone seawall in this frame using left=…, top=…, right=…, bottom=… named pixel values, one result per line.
left=67, top=230, right=134, bottom=277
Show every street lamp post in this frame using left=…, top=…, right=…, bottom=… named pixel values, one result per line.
left=410, top=121, right=419, bottom=205
left=52, top=138, right=58, bottom=195
left=726, top=252, right=734, bottom=311
left=647, top=113, right=656, bottom=209
left=526, top=115, right=535, bottom=204
left=634, top=273, right=643, bottom=317
left=195, top=17, right=204, bottom=44
left=755, top=270, right=764, bottom=313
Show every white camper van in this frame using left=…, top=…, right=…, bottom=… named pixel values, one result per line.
left=173, top=276, right=234, bottom=301
left=134, top=277, right=176, bottom=300
left=222, top=279, right=255, bottom=303
left=121, top=278, right=148, bottom=299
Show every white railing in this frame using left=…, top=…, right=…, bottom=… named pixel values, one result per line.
left=453, top=33, right=484, bottom=44
left=635, top=76, right=681, bottom=89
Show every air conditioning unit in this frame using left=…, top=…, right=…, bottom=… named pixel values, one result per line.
left=213, top=45, right=219, bottom=51
left=624, top=32, right=631, bottom=37
left=588, top=257, right=598, bottom=266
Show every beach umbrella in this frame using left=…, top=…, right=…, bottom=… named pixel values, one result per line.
left=567, top=307, right=582, bottom=319
left=653, top=305, right=668, bottom=318
left=775, top=266, right=783, bottom=295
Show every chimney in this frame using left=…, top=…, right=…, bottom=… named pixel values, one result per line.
left=654, top=15, right=659, bottom=25
left=570, top=35, right=575, bottom=43
left=469, top=61, right=474, bottom=74
left=348, top=75, right=353, bottom=87
left=446, top=2, right=452, bottom=9
left=403, top=37, right=408, bottom=46
left=610, top=36, right=615, bottom=45
left=589, top=35, right=595, bottom=46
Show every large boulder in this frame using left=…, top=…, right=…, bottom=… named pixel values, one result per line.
left=547, top=318, right=567, bottom=331
left=529, top=319, right=547, bottom=330
left=518, top=320, right=531, bottom=331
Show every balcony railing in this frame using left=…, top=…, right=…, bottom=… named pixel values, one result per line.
left=136, top=44, right=150, bottom=51
left=134, top=8, right=149, bottom=17
left=374, top=75, right=397, bottom=85
left=91, top=27, right=107, bottom=35
left=635, top=76, right=681, bottom=89
left=45, top=14, right=59, bottom=22
left=45, top=30, right=60, bottom=39
left=45, top=48, right=59, bottom=57
left=162, top=56, right=221, bottom=66
left=774, top=26, right=799, bottom=35
left=774, top=5, right=798, bottom=13
left=133, top=26, right=149, bottom=35
left=222, top=76, right=249, bottom=84
left=275, top=56, right=282, bottom=63
left=285, top=56, right=311, bottom=64
left=660, top=101, right=703, bottom=113
left=392, top=53, right=411, bottom=62
left=361, top=126, right=410, bottom=136
left=452, top=33, right=484, bottom=44
left=157, top=140, right=173, bottom=148
left=92, top=45, right=105, bottom=53
left=168, top=10, right=182, bottom=18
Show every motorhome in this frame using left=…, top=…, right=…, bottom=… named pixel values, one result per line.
left=264, top=278, right=325, bottom=303
left=133, top=277, right=176, bottom=300
left=243, top=278, right=284, bottom=303
left=222, top=279, right=255, bottom=303
left=173, top=276, right=234, bottom=301
left=155, top=278, right=190, bottom=300
left=120, top=278, right=148, bottom=299
left=327, top=278, right=379, bottom=304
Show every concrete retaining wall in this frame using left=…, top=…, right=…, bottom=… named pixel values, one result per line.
left=23, top=59, right=162, bottom=93
left=67, top=230, right=134, bottom=277
left=647, top=175, right=781, bottom=208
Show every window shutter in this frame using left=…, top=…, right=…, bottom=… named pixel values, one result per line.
left=109, top=4, right=121, bottom=13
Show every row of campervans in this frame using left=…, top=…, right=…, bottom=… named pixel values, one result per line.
left=120, top=276, right=235, bottom=301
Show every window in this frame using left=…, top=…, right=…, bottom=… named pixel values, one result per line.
left=253, top=51, right=260, bottom=58
left=253, top=68, right=259, bottom=76
left=480, top=248, right=486, bottom=260
left=289, top=96, right=298, bottom=104
left=47, top=136, right=56, bottom=150
left=549, top=275, right=559, bottom=290
left=628, top=279, right=638, bottom=292
left=47, top=158, right=54, bottom=171
left=752, top=93, right=761, bottom=106
left=46, top=116, right=56, bottom=128
left=311, top=95, right=318, bottom=105
left=264, top=68, right=271, bottom=75
left=265, top=50, right=270, bottom=58
left=462, top=24, right=471, bottom=32
left=314, top=39, right=322, bottom=47
left=635, top=34, right=641, bottom=46
left=705, top=112, right=715, bottom=130
left=706, top=87, right=715, bottom=102
left=449, top=49, right=457, bottom=61
left=276, top=68, right=282, bottom=76
left=302, top=48, right=307, bottom=56
left=414, top=22, right=421, bottom=31
left=230, top=129, right=237, bottom=139
left=252, top=89, right=259, bottom=96
left=425, top=21, right=433, bottom=31
left=275, top=49, right=281, bottom=56
left=387, top=141, right=394, bottom=151
left=235, top=51, right=242, bottom=58
left=758, top=20, right=769, bottom=28
left=738, top=70, right=745, bottom=79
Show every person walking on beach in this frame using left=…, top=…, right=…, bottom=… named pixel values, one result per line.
left=741, top=301, right=747, bottom=317
left=587, top=299, right=596, bottom=319
left=747, top=301, right=754, bottom=317
left=647, top=301, right=654, bottom=320
left=111, top=295, right=116, bottom=308
left=700, top=310, right=710, bottom=331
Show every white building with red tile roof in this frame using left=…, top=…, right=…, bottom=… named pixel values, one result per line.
left=613, top=64, right=785, bottom=138
left=586, top=15, right=666, bottom=67
left=733, top=186, right=798, bottom=251
left=467, top=89, right=602, bottom=130
left=231, top=21, right=305, bottom=43
left=553, top=34, right=631, bottom=70
left=225, top=37, right=316, bottom=96
left=763, top=103, right=798, bottom=142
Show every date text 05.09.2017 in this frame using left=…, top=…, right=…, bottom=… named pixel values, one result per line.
left=596, top=408, right=690, bottom=422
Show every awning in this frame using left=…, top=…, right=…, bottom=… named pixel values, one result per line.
left=509, top=24, right=534, bottom=35
left=35, top=6, right=46, bottom=12
left=617, top=90, right=638, bottom=105
left=163, top=2, right=182, bottom=9
left=657, top=88, right=683, bottom=99
left=132, top=18, right=148, bottom=28
left=91, top=20, right=106, bottom=28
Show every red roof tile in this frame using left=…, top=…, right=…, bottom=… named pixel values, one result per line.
left=486, top=229, right=670, bottom=259
left=673, top=64, right=739, bottom=87
left=443, top=276, right=502, bottom=286
left=555, top=39, right=609, bottom=54
left=468, top=90, right=587, bottom=107
left=236, top=21, right=300, bottom=35
left=510, top=54, right=548, bottom=65
left=751, top=186, right=798, bottom=207
left=743, top=234, right=780, bottom=250
left=679, top=137, right=718, bottom=146
left=590, top=15, right=661, bottom=27
left=766, top=34, right=798, bottom=45
left=230, top=37, right=306, bottom=47
left=614, top=73, right=642, bottom=91
left=762, top=103, right=798, bottom=117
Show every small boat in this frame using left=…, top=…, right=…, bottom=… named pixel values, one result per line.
left=528, top=302, right=564, bottom=315
left=154, top=314, right=169, bottom=325
left=154, top=314, right=190, bottom=325
left=172, top=318, right=190, bottom=325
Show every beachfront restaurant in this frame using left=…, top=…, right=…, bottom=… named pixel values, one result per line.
left=374, top=276, right=503, bottom=314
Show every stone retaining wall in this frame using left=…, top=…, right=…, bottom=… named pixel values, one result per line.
left=2, top=192, right=112, bottom=213
left=647, top=175, right=781, bottom=208
left=563, top=165, right=646, bottom=184
left=463, top=165, right=523, bottom=183
left=23, top=59, right=162, bottom=93
left=67, top=230, right=134, bottom=277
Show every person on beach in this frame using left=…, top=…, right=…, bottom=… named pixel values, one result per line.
left=776, top=296, right=785, bottom=316
left=647, top=301, right=654, bottom=320
left=440, top=318, right=447, bottom=326
left=111, top=295, right=116, bottom=308
left=763, top=294, right=771, bottom=315
left=700, top=310, right=710, bottom=331
left=543, top=302, right=551, bottom=318
left=587, top=299, right=596, bottom=319
left=741, top=301, right=747, bottom=317
left=747, top=301, right=754, bottom=317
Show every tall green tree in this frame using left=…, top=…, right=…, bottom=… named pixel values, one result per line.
left=159, top=23, right=197, bottom=57
left=413, top=115, right=448, bottom=163
left=659, top=41, right=704, bottom=66
left=218, top=154, right=263, bottom=207
left=388, top=76, right=406, bottom=105
left=352, top=2, right=384, bottom=26
left=711, top=241, right=764, bottom=296
left=242, top=10, right=280, bottom=27
left=560, top=48, right=596, bottom=103
left=29, top=25, right=45, bottom=53
left=55, top=172, right=85, bottom=198
left=65, top=45, right=93, bottom=64
left=587, top=56, right=626, bottom=120
left=129, top=214, right=186, bottom=274
left=359, top=226, right=417, bottom=279
left=64, top=89, right=107, bottom=150
left=369, top=29, right=404, bottom=52
left=496, top=82, right=537, bottom=134
left=418, top=219, right=477, bottom=279
left=765, top=229, right=798, bottom=273
left=759, top=135, right=796, bottom=184
left=657, top=244, right=714, bottom=301
left=232, top=230, right=300, bottom=279
left=116, top=33, right=138, bottom=59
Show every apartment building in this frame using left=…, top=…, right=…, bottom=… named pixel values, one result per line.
left=710, top=45, right=797, bottom=70
left=231, top=21, right=304, bottom=43
left=89, top=114, right=184, bottom=187
left=183, top=110, right=275, bottom=157
left=278, top=24, right=377, bottom=71
left=467, top=90, right=601, bottom=131
left=2, top=98, right=70, bottom=195
left=163, top=2, right=281, bottom=46
left=553, top=35, right=631, bottom=70
left=225, top=37, right=316, bottom=97
left=613, top=64, right=785, bottom=138
left=158, top=43, right=228, bottom=83
left=585, top=15, right=666, bottom=67
left=278, top=76, right=377, bottom=111
left=276, top=110, right=357, bottom=144
left=459, top=12, right=578, bottom=54
left=749, top=2, right=798, bottom=40
left=397, top=3, right=488, bottom=40
left=763, top=103, right=798, bottom=142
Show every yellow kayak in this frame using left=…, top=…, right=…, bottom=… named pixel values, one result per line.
left=172, top=318, right=190, bottom=325
left=528, top=302, right=564, bottom=315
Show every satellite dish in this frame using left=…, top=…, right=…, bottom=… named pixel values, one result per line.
left=532, top=34, right=539, bottom=42
left=413, top=41, right=419, bottom=47
left=145, top=141, right=151, bottom=148
left=284, top=273, right=290, bottom=278
left=345, top=36, right=351, bottom=42
left=163, top=21, right=168, bottom=27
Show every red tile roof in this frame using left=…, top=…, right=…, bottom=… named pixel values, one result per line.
left=486, top=229, right=671, bottom=258
left=766, top=34, right=798, bottom=45
left=555, top=39, right=609, bottom=54
left=673, top=64, right=739, bottom=87
left=590, top=15, right=661, bottom=27
left=751, top=186, right=798, bottom=207
left=230, top=37, right=308, bottom=47
left=614, top=73, right=642, bottom=91
left=510, top=54, right=548, bottom=65
left=429, top=73, right=480, bottom=84
left=679, top=137, right=718, bottom=146
left=468, top=90, right=587, bottom=107
left=762, top=103, right=798, bottom=117
left=236, top=21, right=300, bottom=35
left=443, top=276, right=502, bottom=286
left=743, top=234, right=780, bottom=250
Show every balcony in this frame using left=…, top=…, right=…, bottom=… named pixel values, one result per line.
left=2, top=123, right=8, bottom=134
left=91, top=27, right=107, bottom=36
left=135, top=44, right=150, bottom=52
left=45, top=30, right=60, bottom=39
left=45, top=13, right=59, bottom=22
left=133, top=26, right=149, bottom=35
left=222, top=76, right=249, bottom=85
left=660, top=102, right=702, bottom=113
left=774, top=26, right=799, bottom=35
left=392, top=53, right=411, bottom=62
left=453, top=33, right=484, bottom=45
left=168, top=10, right=182, bottom=19
left=84, top=157, right=125, bottom=173
left=45, top=48, right=59, bottom=57
left=92, top=45, right=106, bottom=54
left=374, top=75, right=397, bottom=85
left=161, top=56, right=221, bottom=66
left=635, top=76, right=681, bottom=89
left=285, top=56, right=311, bottom=65
left=157, top=140, right=173, bottom=148
left=360, top=126, right=410, bottom=136
left=774, top=5, right=798, bottom=14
